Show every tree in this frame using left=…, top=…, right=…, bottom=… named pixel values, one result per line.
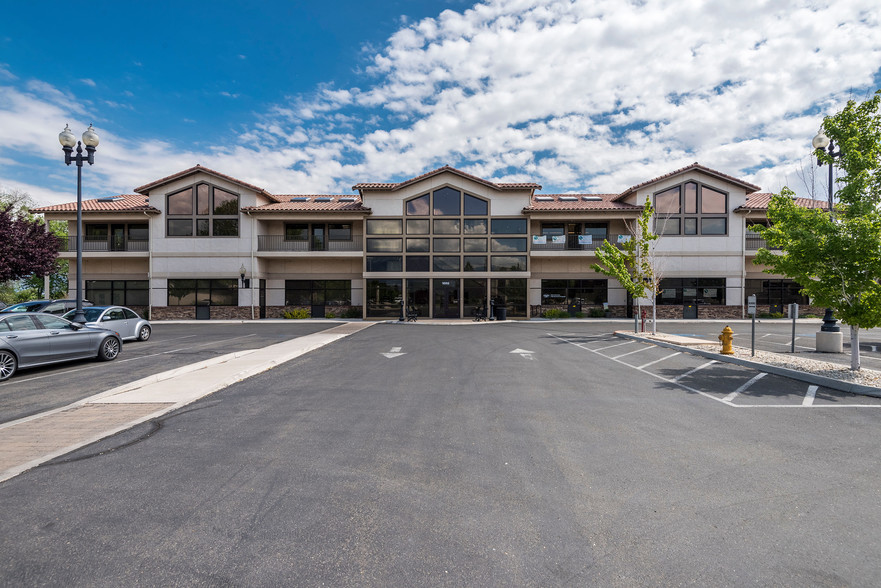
left=0, top=206, right=61, bottom=286
left=754, top=90, right=881, bottom=370
left=592, top=197, right=664, bottom=334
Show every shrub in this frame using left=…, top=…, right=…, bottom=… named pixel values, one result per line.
left=341, top=307, right=362, bottom=319
left=325, top=312, right=336, bottom=319
left=283, top=308, right=310, bottom=320
left=588, top=307, right=606, bottom=318
left=542, top=308, right=570, bottom=319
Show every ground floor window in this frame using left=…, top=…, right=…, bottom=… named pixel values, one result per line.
left=167, top=279, right=237, bottom=306
left=86, top=280, right=148, bottom=306
left=541, top=279, right=607, bottom=306
left=492, top=278, right=527, bottom=317
left=745, top=279, right=808, bottom=307
left=284, top=280, right=351, bottom=306
left=658, top=278, right=726, bottom=305
left=366, top=279, right=402, bottom=317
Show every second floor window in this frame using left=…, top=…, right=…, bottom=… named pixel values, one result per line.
left=167, top=183, right=239, bottom=237
left=654, top=182, right=727, bottom=236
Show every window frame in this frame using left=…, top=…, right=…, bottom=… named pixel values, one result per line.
left=653, top=182, right=728, bottom=236
left=166, top=183, right=240, bottom=238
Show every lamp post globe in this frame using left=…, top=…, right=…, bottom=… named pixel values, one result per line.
left=82, top=124, right=100, bottom=147
left=59, top=124, right=77, bottom=148
left=812, top=132, right=830, bottom=150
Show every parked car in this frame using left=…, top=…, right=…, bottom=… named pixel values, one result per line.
left=0, top=299, right=93, bottom=315
left=61, top=306, right=151, bottom=342
left=0, top=313, right=122, bottom=381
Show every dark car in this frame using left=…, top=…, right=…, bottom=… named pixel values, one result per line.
left=62, top=306, right=151, bottom=342
left=0, top=299, right=93, bottom=316
left=0, top=313, right=121, bottom=382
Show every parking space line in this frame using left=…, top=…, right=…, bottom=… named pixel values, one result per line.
left=722, top=373, right=767, bottom=403
left=637, top=352, right=681, bottom=370
left=803, top=385, right=818, bottom=406
left=594, top=341, right=635, bottom=352
left=611, top=345, right=653, bottom=360
left=0, top=334, right=259, bottom=386
left=673, top=360, right=717, bottom=382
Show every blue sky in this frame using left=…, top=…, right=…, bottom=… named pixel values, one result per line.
left=1, top=0, right=879, bottom=206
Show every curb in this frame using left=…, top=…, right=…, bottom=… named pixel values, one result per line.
left=615, top=331, right=881, bottom=399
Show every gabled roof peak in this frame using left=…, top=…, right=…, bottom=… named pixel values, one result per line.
left=353, top=165, right=541, bottom=192
left=614, top=162, right=762, bottom=201
left=134, top=164, right=272, bottom=197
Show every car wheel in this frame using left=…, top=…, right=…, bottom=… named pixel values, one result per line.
left=0, top=350, right=17, bottom=381
left=137, top=325, right=151, bottom=342
left=98, top=337, right=121, bottom=361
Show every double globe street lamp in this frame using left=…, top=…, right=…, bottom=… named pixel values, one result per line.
left=812, top=130, right=842, bottom=335
left=58, top=124, right=99, bottom=324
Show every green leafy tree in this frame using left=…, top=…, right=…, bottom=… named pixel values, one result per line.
left=592, top=197, right=663, bottom=333
left=0, top=188, right=67, bottom=304
left=754, top=90, right=881, bottom=370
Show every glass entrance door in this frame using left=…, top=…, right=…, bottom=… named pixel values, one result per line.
left=111, top=224, right=126, bottom=251
left=433, top=279, right=460, bottom=318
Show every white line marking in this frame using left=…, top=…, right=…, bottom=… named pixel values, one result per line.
left=637, top=352, right=681, bottom=369
left=722, top=373, right=767, bottom=403
left=673, top=360, right=717, bottom=382
left=390, top=347, right=402, bottom=353
left=594, top=341, right=635, bottom=352
left=803, top=385, right=818, bottom=406
left=549, top=333, right=881, bottom=409
left=0, top=334, right=260, bottom=386
left=611, top=345, right=654, bottom=359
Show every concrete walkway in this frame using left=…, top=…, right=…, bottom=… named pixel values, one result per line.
left=0, top=322, right=373, bottom=484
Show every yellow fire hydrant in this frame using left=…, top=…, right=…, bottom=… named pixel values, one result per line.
left=718, top=325, right=734, bottom=355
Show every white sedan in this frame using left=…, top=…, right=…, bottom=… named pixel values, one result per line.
left=63, top=306, right=152, bottom=342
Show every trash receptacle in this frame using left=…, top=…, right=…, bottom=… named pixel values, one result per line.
left=495, top=306, right=507, bottom=321
left=196, top=304, right=210, bottom=320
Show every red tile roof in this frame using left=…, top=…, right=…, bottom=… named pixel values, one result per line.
left=134, top=164, right=273, bottom=197
left=734, top=193, right=829, bottom=211
left=32, top=195, right=159, bottom=214
left=614, top=162, right=762, bottom=201
left=523, top=194, right=643, bottom=213
left=353, top=165, right=541, bottom=192
left=243, top=195, right=371, bottom=213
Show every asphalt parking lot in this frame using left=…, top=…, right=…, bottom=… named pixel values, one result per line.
left=0, top=322, right=335, bottom=424
left=2, top=320, right=880, bottom=585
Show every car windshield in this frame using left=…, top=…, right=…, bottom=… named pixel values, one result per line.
left=2, top=302, right=46, bottom=313
left=61, top=307, right=105, bottom=322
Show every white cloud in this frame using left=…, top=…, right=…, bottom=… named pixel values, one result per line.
left=80, top=78, right=97, bottom=87
left=1, top=0, right=880, bottom=206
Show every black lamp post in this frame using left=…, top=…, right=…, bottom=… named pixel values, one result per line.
left=59, top=124, right=99, bottom=324
left=812, top=131, right=841, bottom=333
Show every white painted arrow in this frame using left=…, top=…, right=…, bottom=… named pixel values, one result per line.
left=510, top=348, right=535, bottom=360
left=382, top=346, right=406, bottom=359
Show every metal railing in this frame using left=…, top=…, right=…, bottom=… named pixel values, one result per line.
left=61, top=236, right=149, bottom=252
left=530, top=234, right=627, bottom=251
left=257, top=235, right=363, bottom=252
left=745, top=231, right=779, bottom=251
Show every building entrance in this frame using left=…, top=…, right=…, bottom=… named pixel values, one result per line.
left=433, top=279, right=459, bottom=318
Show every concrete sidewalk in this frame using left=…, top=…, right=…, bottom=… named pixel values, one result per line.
left=0, top=322, right=373, bottom=484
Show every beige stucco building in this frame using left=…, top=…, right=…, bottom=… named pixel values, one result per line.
left=34, top=162, right=824, bottom=320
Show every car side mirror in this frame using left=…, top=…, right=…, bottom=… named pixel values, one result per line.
left=69, top=322, right=83, bottom=330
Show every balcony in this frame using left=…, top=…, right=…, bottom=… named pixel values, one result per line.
left=258, top=235, right=363, bottom=252
left=745, top=231, right=778, bottom=251
left=61, top=236, right=149, bottom=252
left=530, top=234, right=627, bottom=252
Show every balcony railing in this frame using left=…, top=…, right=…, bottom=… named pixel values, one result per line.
left=258, top=235, right=363, bottom=252
left=61, top=237, right=149, bottom=252
left=530, top=234, right=626, bottom=251
left=745, top=231, right=779, bottom=251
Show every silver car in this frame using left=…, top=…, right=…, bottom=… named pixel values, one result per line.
left=62, top=306, right=151, bottom=342
left=0, top=313, right=122, bottom=382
